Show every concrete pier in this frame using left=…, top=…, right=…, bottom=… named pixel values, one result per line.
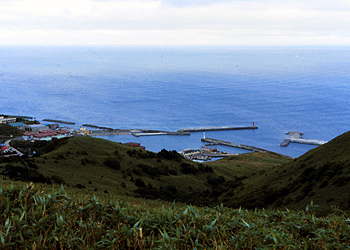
left=132, top=130, right=190, bottom=137
left=178, top=125, right=258, bottom=133
left=201, top=138, right=272, bottom=153
left=42, top=119, right=75, bottom=125
left=204, top=152, right=238, bottom=158
left=280, top=131, right=328, bottom=147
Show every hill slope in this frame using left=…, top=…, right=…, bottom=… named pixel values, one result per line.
left=1, top=136, right=290, bottom=207
left=4, top=131, right=350, bottom=215
left=220, top=130, right=350, bottom=215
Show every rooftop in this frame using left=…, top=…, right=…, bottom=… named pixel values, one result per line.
left=9, top=122, right=26, bottom=127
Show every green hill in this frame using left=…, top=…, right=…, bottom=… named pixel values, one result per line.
left=1, top=136, right=290, bottom=207
left=0, top=124, right=23, bottom=140
left=1, top=132, right=350, bottom=248
left=2, top=130, right=350, bottom=215
left=220, top=130, right=350, bottom=215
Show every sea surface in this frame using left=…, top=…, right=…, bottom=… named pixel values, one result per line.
left=1, top=46, right=349, bottom=158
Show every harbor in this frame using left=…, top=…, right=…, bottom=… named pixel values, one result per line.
left=280, top=131, right=328, bottom=147
left=0, top=112, right=327, bottom=160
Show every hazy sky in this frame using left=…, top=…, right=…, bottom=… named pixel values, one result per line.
left=0, top=0, right=349, bottom=46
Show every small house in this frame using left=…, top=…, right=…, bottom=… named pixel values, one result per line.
left=123, top=142, right=146, bottom=150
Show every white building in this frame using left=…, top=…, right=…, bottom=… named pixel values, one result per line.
left=0, top=116, right=16, bottom=124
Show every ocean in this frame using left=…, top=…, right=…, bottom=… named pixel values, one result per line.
left=1, top=46, right=349, bottom=158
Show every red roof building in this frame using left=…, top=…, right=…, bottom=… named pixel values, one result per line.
left=123, top=142, right=146, bottom=150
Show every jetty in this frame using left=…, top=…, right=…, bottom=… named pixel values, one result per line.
left=42, top=119, right=75, bottom=125
left=131, top=129, right=190, bottom=137
left=132, top=124, right=257, bottom=137
left=280, top=131, right=328, bottom=147
left=82, top=124, right=114, bottom=130
left=201, top=137, right=272, bottom=153
left=178, top=124, right=257, bottom=133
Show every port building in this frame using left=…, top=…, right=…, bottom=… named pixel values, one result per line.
left=24, top=124, right=49, bottom=132
left=8, top=122, right=26, bottom=130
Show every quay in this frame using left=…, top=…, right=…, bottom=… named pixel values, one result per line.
left=42, top=119, right=75, bottom=125
left=88, top=130, right=122, bottom=136
left=178, top=147, right=237, bottom=161
left=178, top=124, right=258, bottom=133
left=82, top=124, right=114, bottom=130
left=280, top=131, right=328, bottom=147
left=201, top=137, right=272, bottom=153
left=132, top=129, right=190, bottom=137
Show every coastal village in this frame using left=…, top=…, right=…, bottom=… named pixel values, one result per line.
left=0, top=115, right=150, bottom=158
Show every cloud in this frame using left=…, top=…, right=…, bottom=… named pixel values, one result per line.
left=161, top=0, right=238, bottom=7
left=0, top=0, right=349, bottom=45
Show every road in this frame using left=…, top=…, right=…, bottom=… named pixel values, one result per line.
left=3, top=139, right=24, bottom=157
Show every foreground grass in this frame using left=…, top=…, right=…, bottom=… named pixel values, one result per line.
left=1, top=183, right=350, bottom=249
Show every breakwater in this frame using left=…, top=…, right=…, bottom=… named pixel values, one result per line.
left=280, top=131, right=328, bottom=147
left=178, top=125, right=258, bottom=133
left=82, top=124, right=114, bottom=130
left=87, top=125, right=256, bottom=137
left=201, top=138, right=273, bottom=154
left=42, top=119, right=75, bottom=125
left=131, top=126, right=256, bottom=137
left=131, top=130, right=190, bottom=137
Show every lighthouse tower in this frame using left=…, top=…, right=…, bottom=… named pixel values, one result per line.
left=203, top=132, right=206, bottom=139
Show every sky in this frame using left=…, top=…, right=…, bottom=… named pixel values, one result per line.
left=0, top=0, right=349, bottom=46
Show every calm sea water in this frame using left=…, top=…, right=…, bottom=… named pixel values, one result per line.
left=1, top=46, right=349, bottom=158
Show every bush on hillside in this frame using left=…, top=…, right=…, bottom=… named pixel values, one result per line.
left=127, top=149, right=156, bottom=159
left=2, top=164, right=50, bottom=184
left=157, top=149, right=182, bottom=162
left=50, top=175, right=66, bottom=184
left=134, top=178, right=146, bottom=188
left=103, top=157, right=121, bottom=170
left=180, top=162, right=198, bottom=175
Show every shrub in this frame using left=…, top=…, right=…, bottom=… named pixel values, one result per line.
left=103, top=157, right=121, bottom=170
left=51, top=175, right=66, bottom=184
left=75, top=184, right=86, bottom=189
left=157, top=149, right=182, bottom=162
left=207, top=176, right=226, bottom=187
left=137, top=163, right=164, bottom=176
left=319, top=177, right=329, bottom=188
left=302, top=182, right=314, bottom=196
left=181, top=162, right=198, bottom=175
left=2, top=164, right=50, bottom=184
left=333, top=176, right=350, bottom=187
left=135, top=178, right=145, bottom=188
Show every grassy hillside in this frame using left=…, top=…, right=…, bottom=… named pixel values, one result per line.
left=0, top=124, right=23, bottom=140
left=1, top=131, right=350, bottom=248
left=1, top=136, right=290, bottom=208
left=220, top=130, right=350, bottom=215
left=1, top=183, right=349, bottom=249
left=2, top=130, right=350, bottom=215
